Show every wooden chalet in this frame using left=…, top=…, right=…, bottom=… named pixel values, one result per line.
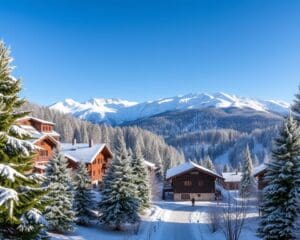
left=164, top=161, right=223, bottom=201
left=253, top=164, right=267, bottom=191
left=61, top=139, right=113, bottom=185
left=221, top=171, right=242, bottom=190
left=16, top=117, right=60, bottom=173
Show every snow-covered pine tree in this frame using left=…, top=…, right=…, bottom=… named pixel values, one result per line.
left=292, top=85, right=300, bottom=122
left=257, top=115, right=300, bottom=240
left=43, top=150, right=75, bottom=233
left=73, top=161, right=96, bottom=226
left=237, top=162, right=242, bottom=172
left=239, top=145, right=256, bottom=197
left=131, top=143, right=150, bottom=210
left=252, top=154, right=259, bottom=167
left=0, top=41, right=47, bottom=239
left=98, top=134, right=140, bottom=230
left=203, top=155, right=216, bottom=172
left=223, top=164, right=230, bottom=173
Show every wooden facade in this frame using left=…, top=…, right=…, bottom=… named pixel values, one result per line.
left=16, top=117, right=60, bottom=173
left=33, top=136, right=58, bottom=173
left=221, top=172, right=242, bottom=190
left=63, top=143, right=113, bottom=185
left=16, top=117, right=59, bottom=141
left=165, top=162, right=223, bottom=201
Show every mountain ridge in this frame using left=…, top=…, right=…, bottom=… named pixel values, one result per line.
left=49, top=92, right=290, bottom=124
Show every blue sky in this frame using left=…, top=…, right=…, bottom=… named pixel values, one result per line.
left=0, top=0, right=300, bottom=105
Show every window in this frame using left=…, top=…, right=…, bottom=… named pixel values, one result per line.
left=40, top=150, right=48, bottom=157
left=184, top=180, right=192, bottom=187
left=181, top=193, right=190, bottom=200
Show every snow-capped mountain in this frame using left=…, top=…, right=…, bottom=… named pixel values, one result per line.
left=49, top=92, right=290, bottom=124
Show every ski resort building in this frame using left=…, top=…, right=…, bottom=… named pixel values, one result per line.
left=61, top=140, right=113, bottom=185
left=253, top=164, right=267, bottom=190
left=16, top=117, right=60, bottom=173
left=221, top=171, right=242, bottom=190
left=164, top=161, right=223, bottom=201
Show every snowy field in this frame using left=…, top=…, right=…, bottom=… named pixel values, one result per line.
left=49, top=194, right=260, bottom=240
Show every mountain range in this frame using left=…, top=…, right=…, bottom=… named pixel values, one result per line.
left=49, top=92, right=290, bottom=124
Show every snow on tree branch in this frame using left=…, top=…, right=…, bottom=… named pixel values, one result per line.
left=5, top=135, right=36, bottom=156
left=0, top=163, right=27, bottom=182
left=0, top=187, right=19, bottom=217
left=9, top=125, right=32, bottom=138
left=18, top=208, right=48, bottom=233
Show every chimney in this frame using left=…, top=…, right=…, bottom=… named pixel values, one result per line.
left=72, top=138, right=77, bottom=146
left=89, top=138, right=93, bottom=148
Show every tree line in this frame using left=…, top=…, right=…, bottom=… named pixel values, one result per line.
left=19, top=102, right=185, bottom=175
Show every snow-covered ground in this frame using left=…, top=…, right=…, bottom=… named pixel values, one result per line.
left=50, top=195, right=260, bottom=240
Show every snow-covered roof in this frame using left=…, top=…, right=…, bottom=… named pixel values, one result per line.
left=61, top=143, right=112, bottom=164
left=166, top=161, right=223, bottom=180
left=18, top=116, right=55, bottom=125
left=222, top=172, right=242, bottom=183
left=253, top=164, right=267, bottom=177
left=143, top=160, right=156, bottom=169
left=18, top=125, right=60, bottom=144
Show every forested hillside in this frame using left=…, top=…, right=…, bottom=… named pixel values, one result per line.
left=19, top=102, right=185, bottom=174
left=124, top=107, right=284, bottom=169
left=20, top=102, right=285, bottom=172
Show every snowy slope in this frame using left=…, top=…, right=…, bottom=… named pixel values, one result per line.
left=49, top=92, right=290, bottom=124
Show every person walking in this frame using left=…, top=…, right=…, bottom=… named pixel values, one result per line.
left=191, top=198, right=195, bottom=207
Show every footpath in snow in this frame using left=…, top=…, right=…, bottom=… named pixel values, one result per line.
left=50, top=198, right=260, bottom=240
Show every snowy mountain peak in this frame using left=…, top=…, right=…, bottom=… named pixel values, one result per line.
left=49, top=92, right=290, bottom=124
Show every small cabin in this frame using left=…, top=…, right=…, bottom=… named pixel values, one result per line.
left=253, top=164, right=267, bottom=191
left=143, top=160, right=156, bottom=176
left=61, top=140, right=113, bottom=185
left=164, top=161, right=223, bottom=201
left=221, top=171, right=242, bottom=190
left=16, top=116, right=60, bottom=141
left=16, top=117, right=60, bottom=173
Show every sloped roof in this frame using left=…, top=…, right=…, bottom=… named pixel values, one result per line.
left=253, top=164, right=267, bottom=177
left=222, top=172, right=242, bottom=183
left=61, top=143, right=112, bottom=163
left=144, top=160, right=156, bottom=169
left=18, top=125, right=60, bottom=143
left=166, top=161, right=223, bottom=180
left=18, top=116, right=55, bottom=125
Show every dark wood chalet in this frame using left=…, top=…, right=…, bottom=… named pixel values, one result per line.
left=164, top=161, right=223, bottom=201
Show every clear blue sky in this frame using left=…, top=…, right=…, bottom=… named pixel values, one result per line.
left=1, top=0, right=299, bottom=105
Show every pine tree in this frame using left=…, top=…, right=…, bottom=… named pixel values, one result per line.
left=43, top=150, right=75, bottom=233
left=98, top=135, right=140, bottom=230
left=257, top=115, right=300, bottom=240
left=252, top=154, right=259, bottom=167
left=0, top=41, right=47, bottom=239
left=223, top=164, right=230, bottom=173
left=239, top=145, right=255, bottom=197
left=203, top=155, right=216, bottom=172
left=292, top=85, right=300, bottom=121
left=237, top=162, right=242, bottom=172
left=131, top=144, right=150, bottom=210
left=73, top=162, right=96, bottom=226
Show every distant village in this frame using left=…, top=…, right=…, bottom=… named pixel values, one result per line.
left=18, top=115, right=267, bottom=203
left=17, top=116, right=156, bottom=185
